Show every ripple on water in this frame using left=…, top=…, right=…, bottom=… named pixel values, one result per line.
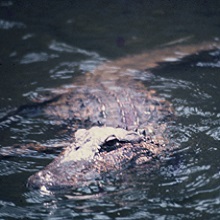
left=20, top=52, right=59, bottom=64
left=0, top=19, right=26, bottom=30
left=0, top=159, right=38, bottom=176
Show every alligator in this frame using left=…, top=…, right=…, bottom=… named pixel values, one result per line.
left=1, top=40, right=220, bottom=190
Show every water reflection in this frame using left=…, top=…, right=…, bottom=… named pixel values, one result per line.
left=1, top=1, right=220, bottom=219
left=0, top=19, right=26, bottom=30
left=20, top=52, right=58, bottom=64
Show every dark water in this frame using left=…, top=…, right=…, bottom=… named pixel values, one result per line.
left=0, top=1, right=220, bottom=219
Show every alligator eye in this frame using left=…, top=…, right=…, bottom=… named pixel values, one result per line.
left=100, top=136, right=120, bottom=153
left=105, top=138, right=118, bottom=147
left=105, top=135, right=121, bottom=146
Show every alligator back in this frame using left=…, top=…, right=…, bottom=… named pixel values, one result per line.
left=41, top=41, right=219, bottom=133
left=43, top=71, right=173, bottom=138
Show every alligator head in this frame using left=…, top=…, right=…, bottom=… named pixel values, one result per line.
left=27, top=126, right=167, bottom=191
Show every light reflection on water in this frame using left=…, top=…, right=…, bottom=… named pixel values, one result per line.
left=0, top=1, right=220, bottom=219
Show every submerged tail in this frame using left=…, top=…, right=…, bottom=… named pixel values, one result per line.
left=110, top=40, right=220, bottom=71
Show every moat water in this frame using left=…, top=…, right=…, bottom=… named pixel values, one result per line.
left=0, top=1, right=220, bottom=219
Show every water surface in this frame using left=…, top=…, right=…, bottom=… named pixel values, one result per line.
left=0, top=1, right=220, bottom=219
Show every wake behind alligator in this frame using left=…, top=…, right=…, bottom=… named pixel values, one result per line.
left=2, top=41, right=220, bottom=190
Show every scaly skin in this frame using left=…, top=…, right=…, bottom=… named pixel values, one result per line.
left=4, top=41, right=219, bottom=190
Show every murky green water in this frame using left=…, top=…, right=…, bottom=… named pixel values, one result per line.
left=0, top=1, right=220, bottom=219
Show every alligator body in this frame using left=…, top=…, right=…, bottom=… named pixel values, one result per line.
left=4, top=41, right=220, bottom=190
left=28, top=67, right=173, bottom=190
